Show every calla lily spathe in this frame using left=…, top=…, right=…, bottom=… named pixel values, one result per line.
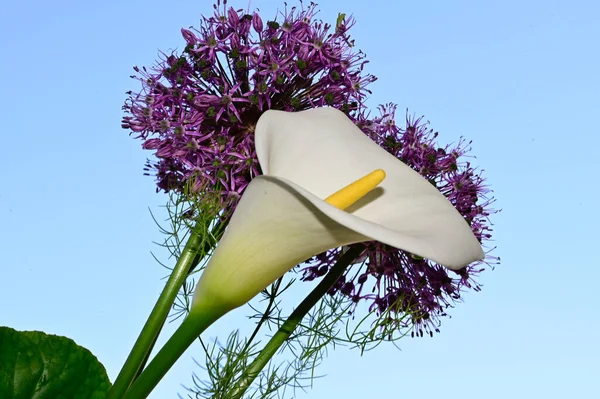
left=192, top=107, right=484, bottom=313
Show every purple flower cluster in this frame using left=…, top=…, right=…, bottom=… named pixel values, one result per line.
left=122, top=1, right=497, bottom=337
left=122, top=0, right=374, bottom=208
left=303, top=104, right=498, bottom=337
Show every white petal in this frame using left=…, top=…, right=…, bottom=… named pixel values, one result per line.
left=254, top=107, right=484, bottom=269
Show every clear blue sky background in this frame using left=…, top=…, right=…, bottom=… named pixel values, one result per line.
left=1, top=0, right=598, bottom=398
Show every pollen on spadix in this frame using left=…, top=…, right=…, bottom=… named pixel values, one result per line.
left=325, top=169, right=386, bottom=210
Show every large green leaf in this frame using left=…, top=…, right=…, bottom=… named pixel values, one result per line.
left=0, top=326, right=111, bottom=399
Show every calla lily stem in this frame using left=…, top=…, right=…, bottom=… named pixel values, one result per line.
left=122, top=305, right=226, bottom=399
left=108, top=220, right=221, bottom=399
left=228, top=244, right=365, bottom=399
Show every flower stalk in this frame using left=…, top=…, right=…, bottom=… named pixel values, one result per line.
left=107, top=220, right=214, bottom=399
left=122, top=305, right=226, bottom=399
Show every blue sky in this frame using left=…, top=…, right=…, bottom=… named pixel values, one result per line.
left=1, top=0, right=598, bottom=398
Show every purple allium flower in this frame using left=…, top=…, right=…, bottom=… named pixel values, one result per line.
left=122, top=0, right=375, bottom=208
left=302, top=103, right=498, bottom=337
left=123, top=1, right=498, bottom=337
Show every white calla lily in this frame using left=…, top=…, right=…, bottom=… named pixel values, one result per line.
left=192, top=107, right=484, bottom=313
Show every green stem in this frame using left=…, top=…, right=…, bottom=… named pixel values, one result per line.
left=134, top=220, right=224, bottom=380
left=107, top=221, right=209, bottom=399
left=123, top=306, right=225, bottom=399
left=228, top=244, right=364, bottom=399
